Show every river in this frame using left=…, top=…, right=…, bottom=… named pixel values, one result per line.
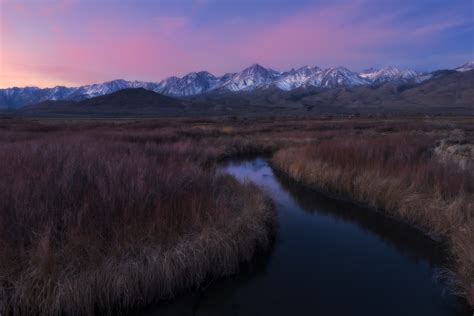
left=139, top=158, right=469, bottom=315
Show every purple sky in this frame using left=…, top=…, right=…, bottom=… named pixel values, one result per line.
left=0, top=0, right=473, bottom=88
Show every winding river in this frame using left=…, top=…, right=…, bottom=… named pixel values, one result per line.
left=140, top=158, right=470, bottom=315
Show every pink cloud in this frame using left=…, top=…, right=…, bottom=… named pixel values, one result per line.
left=0, top=0, right=471, bottom=88
left=51, top=24, right=192, bottom=81
left=226, top=3, right=408, bottom=68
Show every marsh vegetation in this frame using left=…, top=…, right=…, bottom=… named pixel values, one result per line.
left=0, top=116, right=472, bottom=314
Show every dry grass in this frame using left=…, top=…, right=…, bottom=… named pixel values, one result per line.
left=0, top=130, right=276, bottom=315
left=272, top=133, right=474, bottom=305
left=1, top=116, right=473, bottom=313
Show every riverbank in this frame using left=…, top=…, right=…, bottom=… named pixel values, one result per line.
left=271, top=133, right=474, bottom=305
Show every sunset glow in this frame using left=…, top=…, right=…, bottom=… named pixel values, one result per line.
left=1, top=0, right=472, bottom=88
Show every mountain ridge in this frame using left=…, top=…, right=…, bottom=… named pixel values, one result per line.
left=17, top=69, right=473, bottom=118
left=1, top=61, right=472, bottom=108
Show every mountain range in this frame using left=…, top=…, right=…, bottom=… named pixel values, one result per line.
left=1, top=61, right=473, bottom=109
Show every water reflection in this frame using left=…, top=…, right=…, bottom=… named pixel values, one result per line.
left=272, top=168, right=447, bottom=266
left=138, top=158, right=470, bottom=316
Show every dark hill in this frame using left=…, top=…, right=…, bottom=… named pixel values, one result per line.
left=399, top=70, right=474, bottom=107
left=77, top=88, right=185, bottom=108
left=21, top=88, right=192, bottom=117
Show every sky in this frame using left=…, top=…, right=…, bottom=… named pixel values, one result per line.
left=0, top=0, right=473, bottom=88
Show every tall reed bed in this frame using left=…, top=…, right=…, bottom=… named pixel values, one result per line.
left=0, top=135, right=276, bottom=315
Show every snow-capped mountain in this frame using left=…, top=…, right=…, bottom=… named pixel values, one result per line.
left=359, top=66, right=422, bottom=83
left=294, top=66, right=367, bottom=88
left=262, top=65, right=368, bottom=90
left=0, top=61, right=469, bottom=108
left=0, top=80, right=162, bottom=108
left=221, top=64, right=282, bottom=91
left=319, top=67, right=369, bottom=87
left=156, top=71, right=220, bottom=97
left=76, top=79, right=159, bottom=98
left=275, top=66, right=322, bottom=90
left=0, top=87, right=45, bottom=108
left=456, top=61, right=474, bottom=72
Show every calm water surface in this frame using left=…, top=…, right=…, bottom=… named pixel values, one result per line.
left=140, top=158, right=470, bottom=316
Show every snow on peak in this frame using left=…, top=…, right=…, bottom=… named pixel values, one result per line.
left=275, top=66, right=322, bottom=90
left=222, top=64, right=282, bottom=91
left=456, top=61, right=474, bottom=72
left=317, top=67, right=368, bottom=87
left=156, top=71, right=220, bottom=97
left=360, top=66, right=420, bottom=83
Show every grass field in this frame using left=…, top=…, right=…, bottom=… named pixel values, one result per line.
left=0, top=119, right=277, bottom=314
left=0, top=116, right=472, bottom=313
